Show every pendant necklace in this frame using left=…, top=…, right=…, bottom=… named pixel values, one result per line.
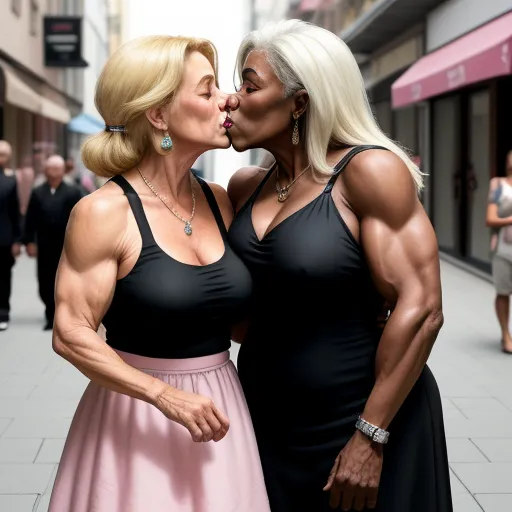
left=137, top=167, right=195, bottom=236
left=275, top=164, right=311, bottom=202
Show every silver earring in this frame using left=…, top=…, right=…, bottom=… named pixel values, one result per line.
left=292, top=115, right=300, bottom=145
left=161, top=131, right=173, bottom=151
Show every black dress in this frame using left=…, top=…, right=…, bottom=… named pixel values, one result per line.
left=228, top=146, right=453, bottom=512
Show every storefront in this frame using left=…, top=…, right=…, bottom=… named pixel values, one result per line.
left=391, top=9, right=512, bottom=272
left=0, top=61, right=71, bottom=173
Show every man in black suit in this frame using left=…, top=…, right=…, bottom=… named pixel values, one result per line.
left=0, top=141, right=21, bottom=331
left=23, top=155, right=84, bottom=330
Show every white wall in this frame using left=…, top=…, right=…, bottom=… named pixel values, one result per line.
left=124, top=0, right=253, bottom=187
left=83, top=0, right=109, bottom=119
left=427, top=0, right=512, bottom=51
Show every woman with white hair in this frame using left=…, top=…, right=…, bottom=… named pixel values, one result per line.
left=48, top=35, right=270, bottom=511
left=227, top=20, right=452, bottom=511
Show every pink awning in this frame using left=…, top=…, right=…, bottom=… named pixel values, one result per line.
left=299, top=0, right=335, bottom=12
left=392, top=11, right=512, bottom=108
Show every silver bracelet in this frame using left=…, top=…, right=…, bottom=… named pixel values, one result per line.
left=355, top=416, right=390, bottom=444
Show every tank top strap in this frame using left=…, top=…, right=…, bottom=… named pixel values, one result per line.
left=193, top=173, right=228, bottom=240
left=110, top=175, right=156, bottom=247
left=324, top=145, right=390, bottom=193
left=237, top=163, right=277, bottom=214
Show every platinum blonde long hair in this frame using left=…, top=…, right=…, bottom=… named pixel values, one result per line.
left=236, top=19, right=423, bottom=191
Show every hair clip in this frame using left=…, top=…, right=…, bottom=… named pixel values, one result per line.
left=105, top=125, right=127, bottom=133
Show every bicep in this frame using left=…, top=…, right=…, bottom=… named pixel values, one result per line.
left=54, top=197, right=124, bottom=338
left=55, top=246, right=117, bottom=335
left=361, top=204, right=441, bottom=309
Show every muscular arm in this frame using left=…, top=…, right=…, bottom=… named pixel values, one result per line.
left=486, top=178, right=512, bottom=228
left=344, top=150, right=443, bottom=430
left=52, top=194, right=167, bottom=404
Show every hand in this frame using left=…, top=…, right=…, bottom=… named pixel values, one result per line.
left=323, top=430, right=383, bottom=510
left=11, top=243, right=21, bottom=258
left=26, top=243, right=37, bottom=258
left=155, top=386, right=230, bottom=443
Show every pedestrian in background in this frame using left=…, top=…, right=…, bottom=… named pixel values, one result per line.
left=23, top=155, right=84, bottom=330
left=486, top=149, right=512, bottom=354
left=0, top=140, right=21, bottom=331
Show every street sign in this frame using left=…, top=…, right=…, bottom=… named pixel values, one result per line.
left=43, top=16, right=88, bottom=68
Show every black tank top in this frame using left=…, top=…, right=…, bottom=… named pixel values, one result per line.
left=228, top=146, right=387, bottom=431
left=102, top=173, right=252, bottom=359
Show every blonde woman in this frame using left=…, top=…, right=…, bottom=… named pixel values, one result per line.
left=48, top=36, right=270, bottom=511
left=226, top=20, right=452, bottom=512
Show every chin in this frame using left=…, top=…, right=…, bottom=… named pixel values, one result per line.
left=229, top=137, right=251, bottom=153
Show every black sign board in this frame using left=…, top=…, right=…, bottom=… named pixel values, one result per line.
left=44, top=16, right=88, bottom=68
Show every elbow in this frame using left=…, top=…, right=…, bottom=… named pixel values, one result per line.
left=52, top=321, right=73, bottom=360
left=52, top=330, right=67, bottom=358
left=425, top=304, right=444, bottom=338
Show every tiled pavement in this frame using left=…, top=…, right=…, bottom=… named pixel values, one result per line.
left=0, top=255, right=511, bottom=511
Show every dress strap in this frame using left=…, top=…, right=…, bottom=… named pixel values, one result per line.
left=237, top=163, right=277, bottom=214
left=193, top=173, right=228, bottom=241
left=110, top=175, right=156, bottom=247
left=324, top=145, right=390, bottom=193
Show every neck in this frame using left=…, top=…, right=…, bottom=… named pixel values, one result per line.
left=136, top=147, right=202, bottom=203
left=264, top=138, right=309, bottom=182
left=48, top=177, right=62, bottom=189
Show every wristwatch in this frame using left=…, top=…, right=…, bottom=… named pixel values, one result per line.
left=355, top=416, right=390, bottom=444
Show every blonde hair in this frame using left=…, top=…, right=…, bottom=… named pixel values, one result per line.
left=82, top=35, right=218, bottom=177
left=236, top=20, right=423, bottom=190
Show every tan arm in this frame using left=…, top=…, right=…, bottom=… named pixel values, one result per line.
left=53, top=191, right=230, bottom=442
left=52, top=194, right=166, bottom=404
left=486, top=178, right=512, bottom=228
left=344, top=150, right=443, bottom=430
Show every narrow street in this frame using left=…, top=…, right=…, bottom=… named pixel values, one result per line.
left=0, top=255, right=511, bottom=511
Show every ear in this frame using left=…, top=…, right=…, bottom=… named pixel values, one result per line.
left=145, top=106, right=168, bottom=131
left=292, top=89, right=309, bottom=118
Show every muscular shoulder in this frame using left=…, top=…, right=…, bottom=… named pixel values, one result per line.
left=342, top=149, right=418, bottom=226
left=227, top=166, right=269, bottom=212
left=65, top=184, right=129, bottom=264
left=201, top=180, right=235, bottom=228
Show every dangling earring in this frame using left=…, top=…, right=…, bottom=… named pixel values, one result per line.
left=161, top=131, right=173, bottom=151
left=292, top=114, right=300, bottom=145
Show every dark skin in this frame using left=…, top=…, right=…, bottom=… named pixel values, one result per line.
left=227, top=50, right=443, bottom=511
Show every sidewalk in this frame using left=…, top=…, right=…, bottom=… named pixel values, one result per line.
left=0, top=255, right=511, bottom=511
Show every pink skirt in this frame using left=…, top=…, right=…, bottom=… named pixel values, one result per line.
left=49, top=350, right=270, bottom=512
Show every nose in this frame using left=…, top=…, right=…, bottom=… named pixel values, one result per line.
left=219, top=92, right=240, bottom=112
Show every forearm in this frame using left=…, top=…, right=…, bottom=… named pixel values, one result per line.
left=486, top=215, right=512, bottom=228
left=361, top=301, right=443, bottom=430
left=53, top=322, right=167, bottom=406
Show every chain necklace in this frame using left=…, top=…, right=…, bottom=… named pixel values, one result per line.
left=275, top=164, right=311, bottom=202
left=137, top=167, right=195, bottom=236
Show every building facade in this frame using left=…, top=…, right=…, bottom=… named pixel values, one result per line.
left=289, top=0, right=512, bottom=274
